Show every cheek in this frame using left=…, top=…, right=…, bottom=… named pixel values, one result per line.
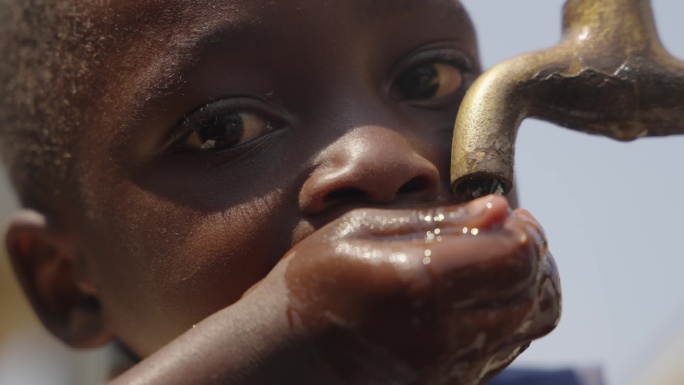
left=80, top=184, right=298, bottom=356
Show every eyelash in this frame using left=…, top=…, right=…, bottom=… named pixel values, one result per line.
left=389, top=48, right=474, bottom=100
left=171, top=100, right=285, bottom=153
left=167, top=49, right=473, bottom=154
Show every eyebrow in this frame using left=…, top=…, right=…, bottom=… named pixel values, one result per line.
left=110, top=7, right=266, bottom=137
left=360, top=0, right=423, bottom=19
left=359, top=0, right=463, bottom=22
left=110, top=0, right=465, bottom=138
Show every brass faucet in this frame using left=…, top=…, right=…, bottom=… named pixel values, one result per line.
left=451, top=0, right=684, bottom=201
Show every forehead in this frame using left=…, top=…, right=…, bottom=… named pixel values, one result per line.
left=94, top=0, right=467, bottom=53
left=77, top=0, right=473, bottom=145
left=102, top=0, right=465, bottom=24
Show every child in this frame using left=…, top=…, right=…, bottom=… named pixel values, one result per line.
left=0, top=0, right=562, bottom=384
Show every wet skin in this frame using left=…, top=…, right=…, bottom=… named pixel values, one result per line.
left=6, top=0, right=560, bottom=384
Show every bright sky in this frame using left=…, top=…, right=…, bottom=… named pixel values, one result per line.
left=460, top=1, right=684, bottom=384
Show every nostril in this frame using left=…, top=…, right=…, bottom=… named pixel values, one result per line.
left=324, top=187, right=369, bottom=204
left=398, top=176, right=431, bottom=195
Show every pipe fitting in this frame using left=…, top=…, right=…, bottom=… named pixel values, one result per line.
left=451, top=0, right=684, bottom=201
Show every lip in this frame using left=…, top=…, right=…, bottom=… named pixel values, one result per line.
left=363, top=197, right=509, bottom=238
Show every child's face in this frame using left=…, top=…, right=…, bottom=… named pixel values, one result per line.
left=66, top=0, right=479, bottom=356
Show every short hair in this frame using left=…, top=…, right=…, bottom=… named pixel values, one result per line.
left=0, top=0, right=99, bottom=209
left=0, top=0, right=211, bottom=211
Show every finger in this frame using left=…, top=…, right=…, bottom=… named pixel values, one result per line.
left=321, top=197, right=546, bottom=306
left=329, top=195, right=511, bottom=242
left=373, top=223, right=540, bottom=307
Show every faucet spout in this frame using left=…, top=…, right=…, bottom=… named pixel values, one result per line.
left=451, top=0, right=684, bottom=201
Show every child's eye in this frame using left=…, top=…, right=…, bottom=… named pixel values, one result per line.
left=392, top=62, right=464, bottom=101
left=178, top=109, right=279, bottom=151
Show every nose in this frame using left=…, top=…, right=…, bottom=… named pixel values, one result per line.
left=299, top=127, right=441, bottom=215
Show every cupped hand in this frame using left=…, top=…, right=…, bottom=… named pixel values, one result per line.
left=111, top=195, right=560, bottom=385
left=275, top=195, right=560, bottom=385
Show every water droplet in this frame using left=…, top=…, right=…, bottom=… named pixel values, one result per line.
left=448, top=207, right=467, bottom=219
left=434, top=228, right=441, bottom=235
left=423, top=256, right=431, bottom=265
left=425, top=231, right=435, bottom=242
left=424, top=249, right=432, bottom=257
left=470, top=228, right=479, bottom=235
left=462, top=227, right=469, bottom=234
left=389, top=253, right=409, bottom=263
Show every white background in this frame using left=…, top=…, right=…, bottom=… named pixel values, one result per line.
left=460, top=1, right=684, bottom=384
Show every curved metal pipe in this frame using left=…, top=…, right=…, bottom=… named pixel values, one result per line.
left=451, top=0, right=684, bottom=201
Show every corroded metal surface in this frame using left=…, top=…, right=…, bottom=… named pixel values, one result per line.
left=451, top=0, right=684, bottom=201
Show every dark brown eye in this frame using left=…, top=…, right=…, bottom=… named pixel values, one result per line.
left=393, top=63, right=464, bottom=101
left=182, top=111, right=277, bottom=151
